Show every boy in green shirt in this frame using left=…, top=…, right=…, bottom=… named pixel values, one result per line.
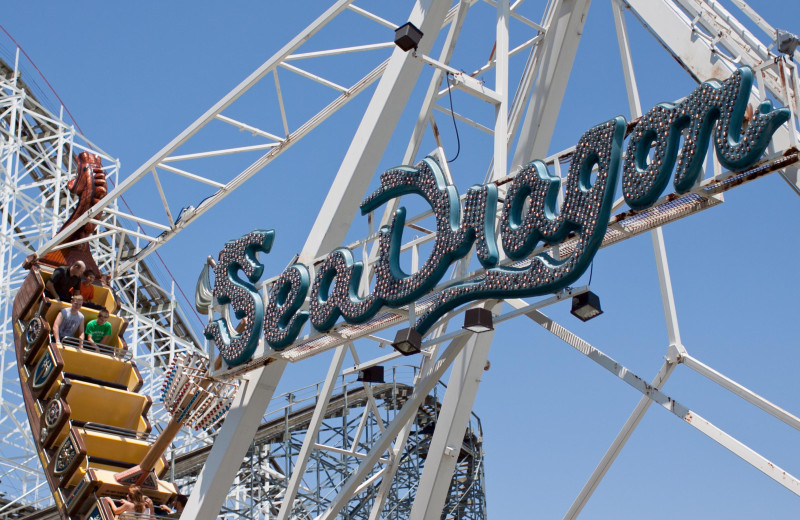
left=85, top=308, right=113, bottom=346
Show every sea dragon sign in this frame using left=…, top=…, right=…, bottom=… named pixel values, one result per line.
left=205, top=67, right=789, bottom=367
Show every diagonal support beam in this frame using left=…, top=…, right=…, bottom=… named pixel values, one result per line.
left=317, top=333, right=474, bottom=520
left=511, top=0, right=592, bottom=169
left=409, top=320, right=496, bottom=519
left=511, top=301, right=800, bottom=498
left=37, top=0, right=357, bottom=260
left=299, top=0, right=453, bottom=263
left=622, top=0, right=800, bottom=193
left=276, top=345, right=348, bottom=519
left=183, top=359, right=287, bottom=520
left=186, top=2, right=452, bottom=516
left=563, top=359, right=676, bottom=520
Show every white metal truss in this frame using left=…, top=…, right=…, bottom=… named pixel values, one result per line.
left=0, top=54, right=121, bottom=513
left=171, top=363, right=486, bottom=520
left=184, top=0, right=800, bottom=518
left=3, top=0, right=800, bottom=518
left=0, top=49, right=209, bottom=517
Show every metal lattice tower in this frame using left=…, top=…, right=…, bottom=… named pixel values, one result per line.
left=171, top=368, right=486, bottom=519
left=0, top=48, right=206, bottom=517
left=0, top=41, right=486, bottom=519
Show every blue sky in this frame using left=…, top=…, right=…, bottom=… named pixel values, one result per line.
left=3, top=1, right=800, bottom=518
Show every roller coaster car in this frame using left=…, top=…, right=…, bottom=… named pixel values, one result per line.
left=14, top=264, right=177, bottom=520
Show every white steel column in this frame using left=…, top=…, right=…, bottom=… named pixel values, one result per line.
left=410, top=2, right=510, bottom=515
left=299, top=0, right=453, bottom=263
left=276, top=346, right=347, bottom=519
left=511, top=0, right=592, bottom=168
left=186, top=3, right=451, bottom=515
left=614, top=0, right=685, bottom=350
left=612, top=0, right=641, bottom=117
left=492, top=0, right=510, bottom=179
left=563, top=6, right=686, bottom=516
left=651, top=229, right=683, bottom=349
left=183, top=359, right=288, bottom=520
left=318, top=333, right=475, bottom=519
left=409, top=327, right=496, bottom=519
left=408, top=0, right=510, bottom=511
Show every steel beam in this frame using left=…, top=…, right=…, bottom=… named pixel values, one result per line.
left=681, top=352, right=800, bottom=431
left=511, top=0, right=592, bottom=169
left=276, top=346, right=347, bottom=519
left=183, top=359, right=288, bottom=520
left=317, top=333, right=474, bottom=520
left=299, top=0, right=453, bottom=264
left=622, top=0, right=800, bottom=192
left=34, top=0, right=359, bottom=267
left=562, top=358, right=675, bottom=520
left=515, top=304, right=800, bottom=497
left=186, top=2, right=451, bottom=515
left=409, top=322, right=496, bottom=519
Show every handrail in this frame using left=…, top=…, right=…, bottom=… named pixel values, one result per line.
left=80, top=422, right=157, bottom=443
left=60, top=336, right=132, bottom=361
left=118, top=512, right=175, bottom=520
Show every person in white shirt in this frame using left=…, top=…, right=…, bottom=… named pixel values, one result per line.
left=52, top=295, right=85, bottom=348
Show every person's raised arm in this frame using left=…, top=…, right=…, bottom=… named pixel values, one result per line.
left=104, top=496, right=131, bottom=516
left=45, top=278, right=57, bottom=299
left=77, top=317, right=85, bottom=349
left=52, top=311, right=63, bottom=344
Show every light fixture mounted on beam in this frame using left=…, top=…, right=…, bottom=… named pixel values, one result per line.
left=391, top=327, right=422, bottom=356
left=570, top=291, right=603, bottom=322
left=462, top=308, right=494, bottom=333
left=777, top=29, right=800, bottom=56
left=357, top=366, right=385, bottom=384
left=394, top=22, right=423, bottom=52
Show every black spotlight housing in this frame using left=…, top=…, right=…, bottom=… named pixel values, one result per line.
left=392, top=327, right=422, bottom=356
left=462, top=308, right=494, bottom=333
left=357, top=365, right=385, bottom=384
left=570, top=291, right=603, bottom=322
left=394, top=22, right=423, bottom=52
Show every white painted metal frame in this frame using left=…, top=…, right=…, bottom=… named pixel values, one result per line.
left=0, top=60, right=121, bottom=513
left=188, top=1, right=800, bottom=517
left=0, top=48, right=211, bottom=515
left=34, top=0, right=412, bottom=275
left=5, top=0, right=800, bottom=517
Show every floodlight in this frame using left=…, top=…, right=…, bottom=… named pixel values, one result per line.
left=391, top=327, right=422, bottom=356
left=394, top=22, right=423, bottom=52
left=357, top=366, right=385, bottom=384
left=462, top=308, right=494, bottom=333
left=777, top=29, right=800, bottom=55
left=570, top=291, right=603, bottom=322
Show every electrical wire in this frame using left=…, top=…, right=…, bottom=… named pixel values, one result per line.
left=445, top=73, right=461, bottom=163
left=0, top=27, right=205, bottom=328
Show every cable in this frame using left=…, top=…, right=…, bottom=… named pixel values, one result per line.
left=109, top=173, right=205, bottom=328
left=588, top=261, right=594, bottom=286
left=445, top=73, right=461, bottom=163
left=0, top=27, right=205, bottom=328
left=0, top=25, right=82, bottom=132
